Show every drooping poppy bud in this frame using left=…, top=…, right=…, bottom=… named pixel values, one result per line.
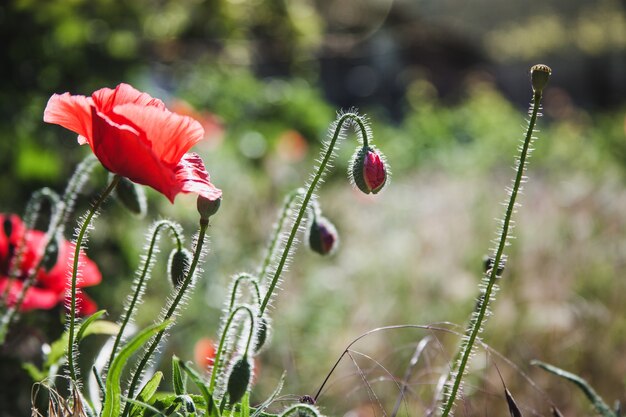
left=115, top=176, right=147, bottom=217
left=197, top=196, right=221, bottom=222
left=307, top=216, right=338, bottom=256
left=350, top=146, right=387, bottom=194
left=168, top=248, right=192, bottom=287
left=483, top=255, right=505, bottom=276
left=41, top=233, right=61, bottom=272
left=254, top=316, right=270, bottom=353
left=530, top=64, right=552, bottom=93
left=227, top=355, right=251, bottom=405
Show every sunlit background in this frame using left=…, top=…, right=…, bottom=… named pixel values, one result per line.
left=1, top=0, right=626, bottom=416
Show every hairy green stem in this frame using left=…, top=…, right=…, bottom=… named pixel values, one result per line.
left=258, top=189, right=304, bottom=283
left=228, top=274, right=261, bottom=312
left=258, top=113, right=369, bottom=314
left=209, top=305, right=255, bottom=392
left=122, top=218, right=209, bottom=417
left=67, top=175, right=121, bottom=382
left=440, top=92, right=543, bottom=417
left=106, top=220, right=183, bottom=370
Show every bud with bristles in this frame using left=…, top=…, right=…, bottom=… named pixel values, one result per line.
left=254, top=316, right=270, bottom=353
left=307, top=216, right=338, bottom=256
left=42, top=233, right=61, bottom=272
left=227, top=355, right=251, bottom=405
left=197, top=196, right=221, bottom=222
left=168, top=248, right=192, bottom=288
left=350, top=146, right=387, bottom=194
left=530, top=64, right=552, bottom=93
left=115, top=176, right=147, bottom=217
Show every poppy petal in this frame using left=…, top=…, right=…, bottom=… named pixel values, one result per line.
left=112, top=103, right=205, bottom=165
left=43, top=93, right=93, bottom=145
left=174, top=153, right=222, bottom=202
left=91, top=83, right=166, bottom=114
left=74, top=291, right=98, bottom=316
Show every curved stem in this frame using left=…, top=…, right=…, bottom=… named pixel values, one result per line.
left=258, top=189, right=304, bottom=283
left=258, top=113, right=369, bottom=314
left=107, top=220, right=183, bottom=370
left=440, top=92, right=543, bottom=417
left=123, top=218, right=209, bottom=417
left=228, top=274, right=261, bottom=312
left=67, top=175, right=121, bottom=382
left=209, top=305, right=255, bottom=392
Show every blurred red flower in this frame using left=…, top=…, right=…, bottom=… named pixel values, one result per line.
left=194, top=337, right=216, bottom=370
left=0, top=214, right=101, bottom=315
left=44, top=83, right=222, bottom=203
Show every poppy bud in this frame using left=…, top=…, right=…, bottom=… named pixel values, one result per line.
left=227, top=355, right=251, bottom=406
left=42, top=233, right=61, bottom=272
left=307, top=216, right=338, bottom=256
left=168, top=248, right=192, bottom=287
left=197, top=196, right=221, bottom=221
left=115, top=176, right=146, bottom=217
left=530, top=64, right=552, bottom=93
left=3, top=217, right=13, bottom=238
left=350, top=146, right=387, bottom=194
left=483, top=255, right=505, bottom=276
left=254, top=317, right=270, bottom=353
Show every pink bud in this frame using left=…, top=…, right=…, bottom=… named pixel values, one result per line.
left=351, top=146, right=387, bottom=194
left=307, top=216, right=339, bottom=256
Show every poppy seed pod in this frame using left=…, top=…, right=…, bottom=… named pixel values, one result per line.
left=351, top=146, right=387, bottom=194
left=115, top=175, right=147, bottom=217
left=168, top=248, right=192, bottom=288
left=227, top=356, right=252, bottom=406
left=530, top=64, right=552, bottom=93
left=307, top=216, right=338, bottom=256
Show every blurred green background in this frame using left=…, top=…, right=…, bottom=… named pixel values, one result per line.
left=1, top=0, right=626, bottom=416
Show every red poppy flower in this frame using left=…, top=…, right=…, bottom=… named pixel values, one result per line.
left=0, top=214, right=101, bottom=316
left=194, top=337, right=216, bottom=370
left=43, top=83, right=222, bottom=203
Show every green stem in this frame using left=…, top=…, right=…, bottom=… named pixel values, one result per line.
left=258, top=113, right=369, bottom=314
left=440, top=92, right=543, bottom=417
left=209, top=305, right=255, bottom=392
left=258, top=189, right=304, bottom=283
left=67, top=175, right=121, bottom=383
left=228, top=274, right=261, bottom=312
left=107, top=220, right=183, bottom=370
left=122, top=219, right=209, bottom=417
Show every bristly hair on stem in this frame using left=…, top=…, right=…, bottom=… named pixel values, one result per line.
left=258, top=110, right=378, bottom=316
left=439, top=65, right=551, bottom=417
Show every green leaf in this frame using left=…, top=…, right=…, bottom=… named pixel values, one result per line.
left=76, top=310, right=107, bottom=342
left=532, top=360, right=616, bottom=417
left=172, top=355, right=186, bottom=395
left=130, top=371, right=164, bottom=417
left=22, top=362, right=46, bottom=382
left=178, top=360, right=220, bottom=417
left=102, top=321, right=170, bottom=417
left=241, top=392, right=250, bottom=417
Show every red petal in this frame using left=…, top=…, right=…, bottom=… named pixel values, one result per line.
left=173, top=153, right=222, bottom=202
left=0, top=279, right=60, bottom=311
left=112, top=103, right=205, bottom=165
left=91, top=83, right=165, bottom=114
left=91, top=107, right=178, bottom=198
left=43, top=93, right=93, bottom=145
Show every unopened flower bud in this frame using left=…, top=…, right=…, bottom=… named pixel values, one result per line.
left=168, top=248, right=192, bottom=287
left=227, top=355, right=251, bottom=405
left=197, top=196, right=221, bottom=221
left=351, top=146, right=387, bottom=194
left=530, top=64, right=552, bottom=93
left=115, top=176, right=146, bottom=217
left=483, top=255, right=505, bottom=276
left=42, top=233, right=61, bottom=272
left=307, top=216, right=338, bottom=256
left=254, top=317, right=270, bottom=353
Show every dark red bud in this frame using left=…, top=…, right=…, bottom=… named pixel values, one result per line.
left=197, top=196, right=221, bottom=221
left=307, top=217, right=338, bottom=256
